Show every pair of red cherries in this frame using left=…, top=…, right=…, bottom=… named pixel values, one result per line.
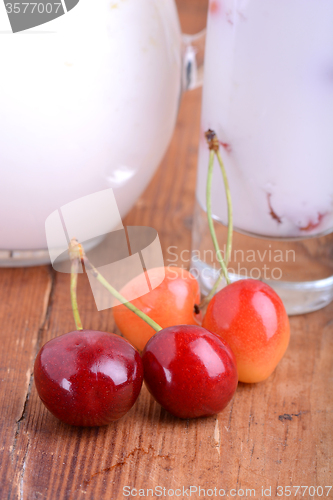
left=34, top=266, right=290, bottom=426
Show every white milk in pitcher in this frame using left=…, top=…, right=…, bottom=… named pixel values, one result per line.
left=0, top=0, right=181, bottom=251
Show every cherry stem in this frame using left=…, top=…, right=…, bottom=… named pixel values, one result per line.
left=199, top=129, right=233, bottom=307
left=206, top=150, right=230, bottom=285
left=70, top=239, right=163, bottom=333
left=69, top=241, right=83, bottom=331
left=216, top=147, right=233, bottom=266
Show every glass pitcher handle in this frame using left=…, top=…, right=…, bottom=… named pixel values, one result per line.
left=182, top=29, right=206, bottom=91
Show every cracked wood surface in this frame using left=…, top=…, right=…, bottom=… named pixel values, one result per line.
left=1, top=2, right=333, bottom=498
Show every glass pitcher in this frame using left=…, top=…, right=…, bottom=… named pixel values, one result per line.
left=0, top=0, right=205, bottom=265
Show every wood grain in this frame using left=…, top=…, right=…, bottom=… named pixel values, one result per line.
left=1, top=2, right=332, bottom=499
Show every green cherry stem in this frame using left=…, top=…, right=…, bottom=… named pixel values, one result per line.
left=206, top=148, right=230, bottom=286
left=72, top=239, right=163, bottom=333
left=216, top=149, right=233, bottom=267
left=69, top=241, right=83, bottom=331
left=206, top=141, right=233, bottom=298
left=200, top=129, right=233, bottom=307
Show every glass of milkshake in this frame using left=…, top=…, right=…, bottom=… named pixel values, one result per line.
left=191, top=0, right=333, bottom=314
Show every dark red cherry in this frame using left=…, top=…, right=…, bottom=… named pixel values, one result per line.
left=142, top=325, right=238, bottom=419
left=34, top=330, right=143, bottom=426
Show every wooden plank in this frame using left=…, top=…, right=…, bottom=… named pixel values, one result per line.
left=0, top=267, right=53, bottom=499
left=0, top=1, right=332, bottom=499
left=3, top=82, right=332, bottom=500
left=7, top=286, right=333, bottom=499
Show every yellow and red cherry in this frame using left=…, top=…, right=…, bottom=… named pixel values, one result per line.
left=113, top=267, right=202, bottom=351
left=34, top=330, right=143, bottom=426
left=142, top=325, right=238, bottom=419
left=203, top=279, right=290, bottom=383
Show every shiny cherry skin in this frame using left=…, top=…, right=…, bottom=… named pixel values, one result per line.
left=34, top=330, right=143, bottom=426
left=142, top=325, right=238, bottom=419
left=203, top=280, right=290, bottom=384
left=113, top=267, right=202, bottom=351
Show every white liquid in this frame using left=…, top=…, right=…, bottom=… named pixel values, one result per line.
left=197, top=0, right=333, bottom=237
left=0, top=0, right=181, bottom=249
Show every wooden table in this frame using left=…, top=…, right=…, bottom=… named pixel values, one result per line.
left=1, top=2, right=332, bottom=498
